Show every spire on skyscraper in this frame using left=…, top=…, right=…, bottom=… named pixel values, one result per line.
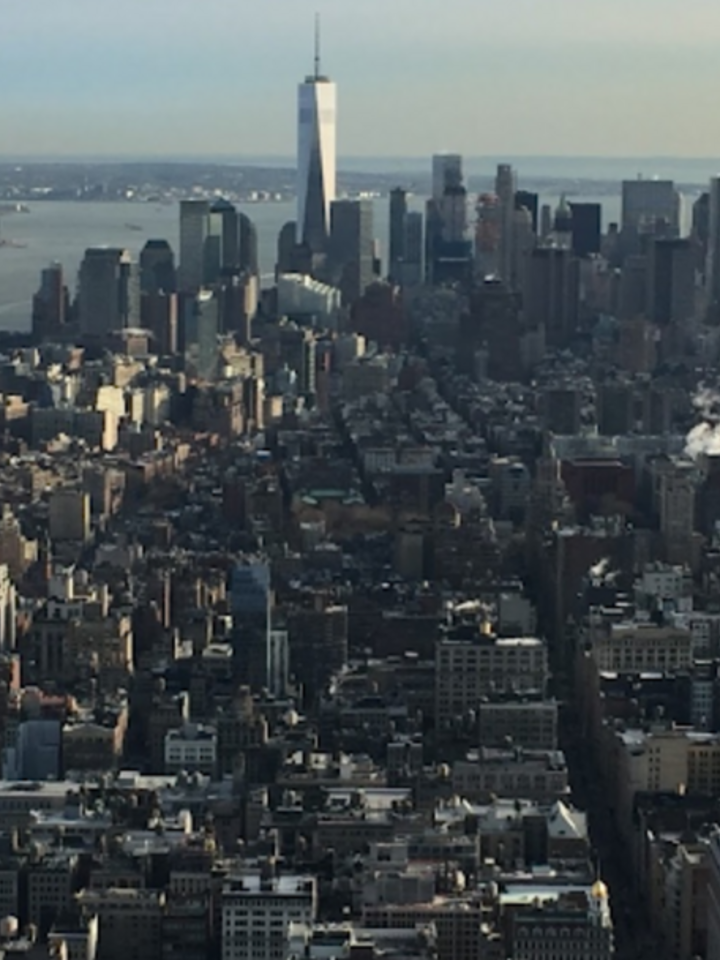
left=314, top=13, right=321, bottom=80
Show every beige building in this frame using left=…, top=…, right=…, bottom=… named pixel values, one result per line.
left=452, top=748, right=568, bottom=802
left=435, top=635, right=548, bottom=727
left=589, top=614, right=692, bottom=673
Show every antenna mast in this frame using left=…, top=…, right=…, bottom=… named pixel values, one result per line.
left=314, top=13, right=321, bottom=79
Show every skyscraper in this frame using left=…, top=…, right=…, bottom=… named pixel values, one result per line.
left=621, top=178, right=680, bottom=257
left=495, top=164, right=517, bottom=284
left=568, top=202, right=602, bottom=258
left=523, top=247, right=580, bottom=349
left=403, top=212, right=423, bottom=287
left=389, top=187, right=407, bottom=283
left=140, top=239, right=176, bottom=295
left=706, top=177, right=720, bottom=313
left=208, top=198, right=240, bottom=281
left=432, top=154, right=463, bottom=199
left=32, top=263, right=67, bottom=340
left=78, top=247, right=139, bottom=338
left=230, top=559, right=272, bottom=689
left=426, top=154, right=472, bottom=286
left=646, top=237, right=695, bottom=327
left=297, top=19, right=336, bottom=253
left=179, top=199, right=210, bottom=292
left=329, top=199, right=375, bottom=305
left=238, top=212, right=259, bottom=277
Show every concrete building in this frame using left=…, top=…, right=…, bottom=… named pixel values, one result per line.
left=49, top=489, right=91, bottom=543
left=78, top=889, right=165, bottom=960
left=435, top=635, right=548, bottom=728
left=221, top=868, right=317, bottom=960
left=276, top=274, right=341, bottom=325
left=164, top=723, right=217, bottom=775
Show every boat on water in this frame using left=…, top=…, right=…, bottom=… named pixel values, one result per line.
left=125, top=223, right=143, bottom=231
left=0, top=239, right=27, bottom=249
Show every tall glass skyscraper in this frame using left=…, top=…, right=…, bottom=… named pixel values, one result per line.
left=296, top=22, right=336, bottom=253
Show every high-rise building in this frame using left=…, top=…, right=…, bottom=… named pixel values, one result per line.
left=179, top=199, right=210, bottom=292
left=230, top=560, right=273, bottom=689
left=238, top=212, right=259, bottom=276
left=139, top=239, right=176, bottom=295
left=32, top=263, right=67, bottom=340
left=568, top=202, right=602, bottom=258
left=297, top=22, right=336, bottom=252
left=329, top=199, right=375, bottom=305
left=475, top=193, right=502, bottom=279
left=706, top=177, right=720, bottom=314
left=432, top=154, right=463, bottom=199
left=78, top=247, right=139, bottom=338
left=142, top=292, right=178, bottom=356
left=646, top=237, right=695, bottom=326
left=523, top=247, right=580, bottom=349
left=621, top=178, right=680, bottom=258
left=208, top=198, right=240, bottom=282
left=388, top=187, right=407, bottom=283
left=515, top=190, right=539, bottom=232
left=495, top=164, right=517, bottom=283
left=403, top=211, right=423, bottom=287
left=182, top=289, right=219, bottom=382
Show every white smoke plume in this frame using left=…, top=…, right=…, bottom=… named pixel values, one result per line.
left=686, top=385, right=720, bottom=459
left=589, top=557, right=610, bottom=578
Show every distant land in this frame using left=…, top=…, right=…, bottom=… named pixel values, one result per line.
left=0, top=155, right=717, bottom=184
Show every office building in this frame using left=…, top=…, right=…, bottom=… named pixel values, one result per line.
left=231, top=559, right=272, bottom=689
left=495, top=163, right=517, bottom=283
left=141, top=291, right=178, bottom=355
left=621, top=178, right=680, bottom=256
left=139, top=239, right=176, bottom=295
left=435, top=634, right=548, bottom=727
left=297, top=25, right=336, bottom=252
left=206, top=198, right=240, bottom=283
left=475, top=193, right=502, bottom=279
left=222, top=869, right=317, bottom=960
left=32, top=263, right=67, bottom=339
left=182, top=289, right=219, bottom=382
left=523, top=246, right=580, bottom=348
left=403, top=211, right=423, bottom=286
left=164, top=723, right=217, bottom=775
left=646, top=237, right=695, bottom=326
left=329, top=199, right=375, bottom=305
left=569, top=202, right=602, bottom=258
left=515, top=190, right=539, bottom=232
left=49, top=489, right=91, bottom=543
left=389, top=187, right=407, bottom=283
left=706, top=176, right=720, bottom=314
left=179, top=199, right=210, bottom=292
left=432, top=154, right=463, bottom=199
left=238, top=212, right=259, bottom=276
left=78, top=247, right=139, bottom=338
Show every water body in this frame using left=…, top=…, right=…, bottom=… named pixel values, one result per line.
left=0, top=188, right=637, bottom=333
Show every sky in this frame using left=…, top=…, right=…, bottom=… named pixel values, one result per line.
left=1, top=0, right=719, bottom=159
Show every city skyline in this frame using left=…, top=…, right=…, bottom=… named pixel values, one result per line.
left=1, top=0, right=720, bottom=158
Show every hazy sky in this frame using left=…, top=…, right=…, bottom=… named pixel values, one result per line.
left=1, top=0, right=719, bottom=158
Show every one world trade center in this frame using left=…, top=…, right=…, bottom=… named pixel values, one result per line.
left=296, top=19, right=337, bottom=254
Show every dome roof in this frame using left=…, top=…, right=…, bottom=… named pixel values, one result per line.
left=591, top=880, right=609, bottom=900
